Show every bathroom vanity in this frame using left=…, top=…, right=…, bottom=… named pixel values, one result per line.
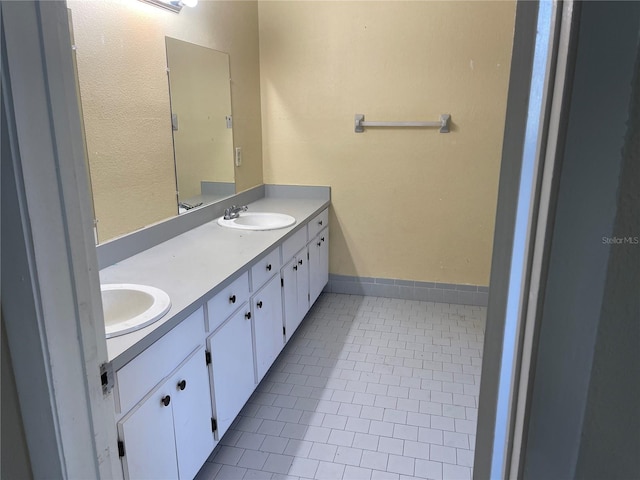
left=100, top=188, right=330, bottom=479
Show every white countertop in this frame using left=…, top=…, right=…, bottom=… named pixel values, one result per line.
left=101, top=195, right=329, bottom=369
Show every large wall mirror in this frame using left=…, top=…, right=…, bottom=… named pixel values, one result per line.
left=68, top=1, right=239, bottom=244
left=166, top=38, right=235, bottom=213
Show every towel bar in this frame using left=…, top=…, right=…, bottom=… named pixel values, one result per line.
left=354, top=113, right=451, bottom=133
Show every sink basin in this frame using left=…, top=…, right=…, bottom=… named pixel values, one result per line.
left=101, top=284, right=171, bottom=338
left=218, top=212, right=296, bottom=231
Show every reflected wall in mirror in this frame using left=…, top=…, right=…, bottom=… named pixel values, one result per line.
left=166, top=38, right=236, bottom=214
left=68, top=0, right=264, bottom=244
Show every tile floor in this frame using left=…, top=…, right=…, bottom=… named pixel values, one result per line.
left=196, top=293, right=486, bottom=480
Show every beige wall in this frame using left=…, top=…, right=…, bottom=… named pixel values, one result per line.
left=259, top=1, right=515, bottom=286
left=69, top=0, right=263, bottom=242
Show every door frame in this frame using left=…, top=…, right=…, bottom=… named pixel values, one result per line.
left=1, top=1, right=119, bottom=477
left=473, top=1, right=579, bottom=478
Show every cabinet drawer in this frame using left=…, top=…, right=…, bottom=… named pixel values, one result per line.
left=207, top=272, right=250, bottom=332
left=115, top=308, right=205, bottom=415
left=251, top=247, right=281, bottom=292
left=308, top=208, right=329, bottom=239
left=282, top=227, right=308, bottom=262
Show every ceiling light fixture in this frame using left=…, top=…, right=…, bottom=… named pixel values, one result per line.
left=138, top=0, right=198, bottom=14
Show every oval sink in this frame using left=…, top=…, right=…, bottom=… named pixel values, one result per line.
left=101, top=284, right=171, bottom=338
left=218, top=212, right=296, bottom=231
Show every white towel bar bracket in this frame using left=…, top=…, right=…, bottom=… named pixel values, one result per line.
left=354, top=113, right=451, bottom=133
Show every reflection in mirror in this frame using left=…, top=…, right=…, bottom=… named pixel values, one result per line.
left=165, top=38, right=236, bottom=214
left=68, top=0, right=242, bottom=244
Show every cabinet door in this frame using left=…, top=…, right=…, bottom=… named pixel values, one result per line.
left=282, top=248, right=310, bottom=343
left=295, top=248, right=310, bottom=334
left=209, top=306, right=255, bottom=438
left=309, top=228, right=329, bottom=305
left=253, top=274, right=285, bottom=381
left=281, top=258, right=298, bottom=342
left=118, top=384, right=179, bottom=480
left=171, top=347, right=215, bottom=480
left=319, top=229, right=329, bottom=292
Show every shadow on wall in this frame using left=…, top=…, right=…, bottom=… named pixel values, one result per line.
left=326, top=207, right=358, bottom=280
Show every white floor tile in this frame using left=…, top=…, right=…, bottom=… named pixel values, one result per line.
left=403, top=440, right=430, bottom=460
left=360, top=450, right=389, bottom=471
left=456, top=449, right=475, bottom=468
left=343, top=465, right=373, bottom=480
left=371, top=470, right=399, bottom=480
left=206, top=294, right=485, bottom=480
left=243, top=468, right=273, bottom=479
left=327, top=429, right=355, bottom=447
left=262, top=454, right=295, bottom=475
left=333, top=446, right=363, bottom=466
left=314, top=460, right=344, bottom=479
left=386, top=454, right=415, bottom=476
left=284, top=439, right=313, bottom=458
left=237, top=450, right=270, bottom=470
left=288, top=457, right=319, bottom=478
left=430, top=445, right=457, bottom=465
left=443, top=431, right=469, bottom=450
left=415, top=459, right=443, bottom=480
left=377, top=437, right=404, bottom=456
left=369, top=420, right=394, bottom=438
left=353, top=432, right=380, bottom=451
left=237, top=432, right=268, bottom=451
left=216, top=465, right=247, bottom=479
left=214, top=445, right=244, bottom=466
left=309, top=443, right=337, bottom=462
left=442, top=462, right=472, bottom=480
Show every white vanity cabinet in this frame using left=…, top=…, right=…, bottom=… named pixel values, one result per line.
left=168, top=347, right=216, bottom=480
left=281, top=247, right=310, bottom=342
left=117, top=346, right=214, bottom=480
left=280, top=227, right=310, bottom=342
left=309, top=227, right=329, bottom=306
left=117, top=384, right=178, bottom=479
left=207, top=306, right=255, bottom=439
left=110, top=205, right=330, bottom=479
left=280, top=208, right=329, bottom=342
left=252, top=272, right=285, bottom=382
left=206, top=272, right=253, bottom=440
left=114, top=309, right=213, bottom=480
left=307, top=209, right=330, bottom=306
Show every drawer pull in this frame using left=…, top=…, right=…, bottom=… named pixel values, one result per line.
left=298, top=259, right=303, bottom=265
left=229, top=294, right=236, bottom=304
left=257, top=301, right=263, bottom=309
left=266, top=263, right=272, bottom=271
left=319, top=220, right=323, bottom=226
left=245, top=311, right=251, bottom=320
left=321, top=237, right=325, bottom=242
left=177, top=380, right=187, bottom=391
left=161, top=395, right=171, bottom=407
left=293, top=265, right=298, bottom=271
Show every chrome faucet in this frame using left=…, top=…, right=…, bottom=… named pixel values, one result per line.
left=223, top=205, right=248, bottom=220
